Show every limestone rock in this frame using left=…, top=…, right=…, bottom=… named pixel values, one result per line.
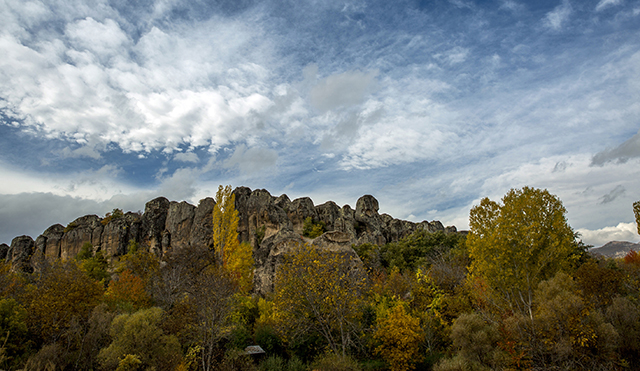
left=242, top=189, right=291, bottom=248
left=253, top=230, right=305, bottom=295
left=233, top=186, right=254, bottom=244
left=142, top=197, right=170, bottom=255
left=333, top=204, right=357, bottom=238
left=34, top=224, right=65, bottom=260
left=60, top=215, right=102, bottom=260
left=165, top=201, right=196, bottom=250
left=288, top=197, right=318, bottom=235
left=315, top=201, right=341, bottom=232
left=274, top=194, right=292, bottom=212
left=7, top=235, right=35, bottom=272
left=354, top=195, right=386, bottom=245
left=101, top=213, right=141, bottom=257
left=190, top=197, right=215, bottom=250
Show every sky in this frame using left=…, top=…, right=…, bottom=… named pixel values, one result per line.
left=1, top=0, right=640, bottom=247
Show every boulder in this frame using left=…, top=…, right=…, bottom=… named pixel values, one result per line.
left=354, top=195, right=386, bottom=245
left=7, top=235, right=35, bottom=272
left=315, top=201, right=341, bottom=232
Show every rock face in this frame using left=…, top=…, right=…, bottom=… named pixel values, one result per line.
left=6, top=236, right=35, bottom=272
left=6, top=187, right=458, bottom=292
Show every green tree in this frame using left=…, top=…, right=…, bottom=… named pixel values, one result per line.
left=0, top=298, right=31, bottom=370
left=467, top=187, right=580, bottom=317
left=273, top=243, right=368, bottom=356
left=98, top=307, right=182, bottom=371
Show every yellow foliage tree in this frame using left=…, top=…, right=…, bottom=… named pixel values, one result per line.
left=212, top=185, right=253, bottom=293
left=273, top=243, right=368, bottom=356
left=467, top=187, right=580, bottom=317
left=374, top=303, right=424, bottom=371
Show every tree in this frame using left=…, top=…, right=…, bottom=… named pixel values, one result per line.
left=98, top=307, right=182, bottom=371
left=212, top=185, right=240, bottom=267
left=273, top=243, right=368, bottom=356
left=24, top=259, right=104, bottom=344
left=634, top=200, right=640, bottom=235
left=466, top=187, right=580, bottom=317
left=212, top=185, right=253, bottom=293
left=374, top=303, right=424, bottom=371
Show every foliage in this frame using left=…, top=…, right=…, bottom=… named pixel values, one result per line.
left=373, top=303, right=424, bottom=371
left=98, top=307, right=182, bottom=371
left=77, top=242, right=110, bottom=285
left=105, top=269, right=152, bottom=312
left=634, top=200, right=640, bottom=235
left=23, top=259, right=104, bottom=343
left=310, top=352, right=361, bottom=371
left=466, top=187, right=580, bottom=316
left=381, top=230, right=465, bottom=272
left=0, top=298, right=31, bottom=370
left=303, top=216, right=325, bottom=238
left=101, top=208, right=124, bottom=225
left=212, top=185, right=240, bottom=267
left=531, top=272, right=619, bottom=369
left=273, top=243, right=368, bottom=356
left=435, top=312, right=506, bottom=371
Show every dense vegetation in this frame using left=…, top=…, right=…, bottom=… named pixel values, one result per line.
left=1, top=186, right=640, bottom=371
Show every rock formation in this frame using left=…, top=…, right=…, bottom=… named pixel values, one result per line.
left=5, top=187, right=458, bottom=293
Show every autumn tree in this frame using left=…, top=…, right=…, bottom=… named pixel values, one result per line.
left=467, top=187, right=580, bottom=317
left=23, top=259, right=104, bottom=344
left=212, top=185, right=253, bottom=293
left=212, top=185, right=240, bottom=266
left=98, top=307, right=182, bottom=371
left=634, top=200, right=640, bottom=235
left=273, top=243, right=368, bottom=356
left=374, top=303, right=424, bottom=371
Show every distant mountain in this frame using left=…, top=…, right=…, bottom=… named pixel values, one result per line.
left=590, top=241, right=640, bottom=259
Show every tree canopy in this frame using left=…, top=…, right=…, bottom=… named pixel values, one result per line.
left=467, top=187, right=581, bottom=315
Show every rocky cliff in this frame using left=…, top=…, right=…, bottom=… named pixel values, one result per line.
left=4, top=187, right=457, bottom=294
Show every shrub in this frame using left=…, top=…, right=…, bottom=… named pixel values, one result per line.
left=303, top=217, right=325, bottom=238
left=310, top=353, right=361, bottom=371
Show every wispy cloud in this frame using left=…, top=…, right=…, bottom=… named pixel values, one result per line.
left=596, top=0, right=624, bottom=12
left=544, top=0, right=572, bottom=31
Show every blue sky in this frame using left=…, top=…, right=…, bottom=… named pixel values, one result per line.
left=1, top=0, right=640, bottom=246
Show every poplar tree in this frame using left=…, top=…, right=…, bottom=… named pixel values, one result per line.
left=212, top=185, right=240, bottom=267
left=467, top=187, right=579, bottom=317
left=212, top=185, right=253, bottom=293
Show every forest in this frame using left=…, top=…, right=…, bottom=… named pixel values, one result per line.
left=1, top=186, right=639, bottom=371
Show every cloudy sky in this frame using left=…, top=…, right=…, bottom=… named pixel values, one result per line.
left=1, top=0, right=640, bottom=247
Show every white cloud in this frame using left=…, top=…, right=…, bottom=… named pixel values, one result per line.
left=309, top=70, right=377, bottom=112
left=544, top=0, right=572, bottom=30
left=223, top=145, right=278, bottom=174
left=595, top=0, right=623, bottom=12
left=174, top=152, right=199, bottom=163
left=577, top=222, right=639, bottom=247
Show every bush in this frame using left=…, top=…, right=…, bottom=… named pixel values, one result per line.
left=311, top=353, right=361, bottom=371
left=260, top=355, right=285, bottom=371
left=303, top=217, right=325, bottom=238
